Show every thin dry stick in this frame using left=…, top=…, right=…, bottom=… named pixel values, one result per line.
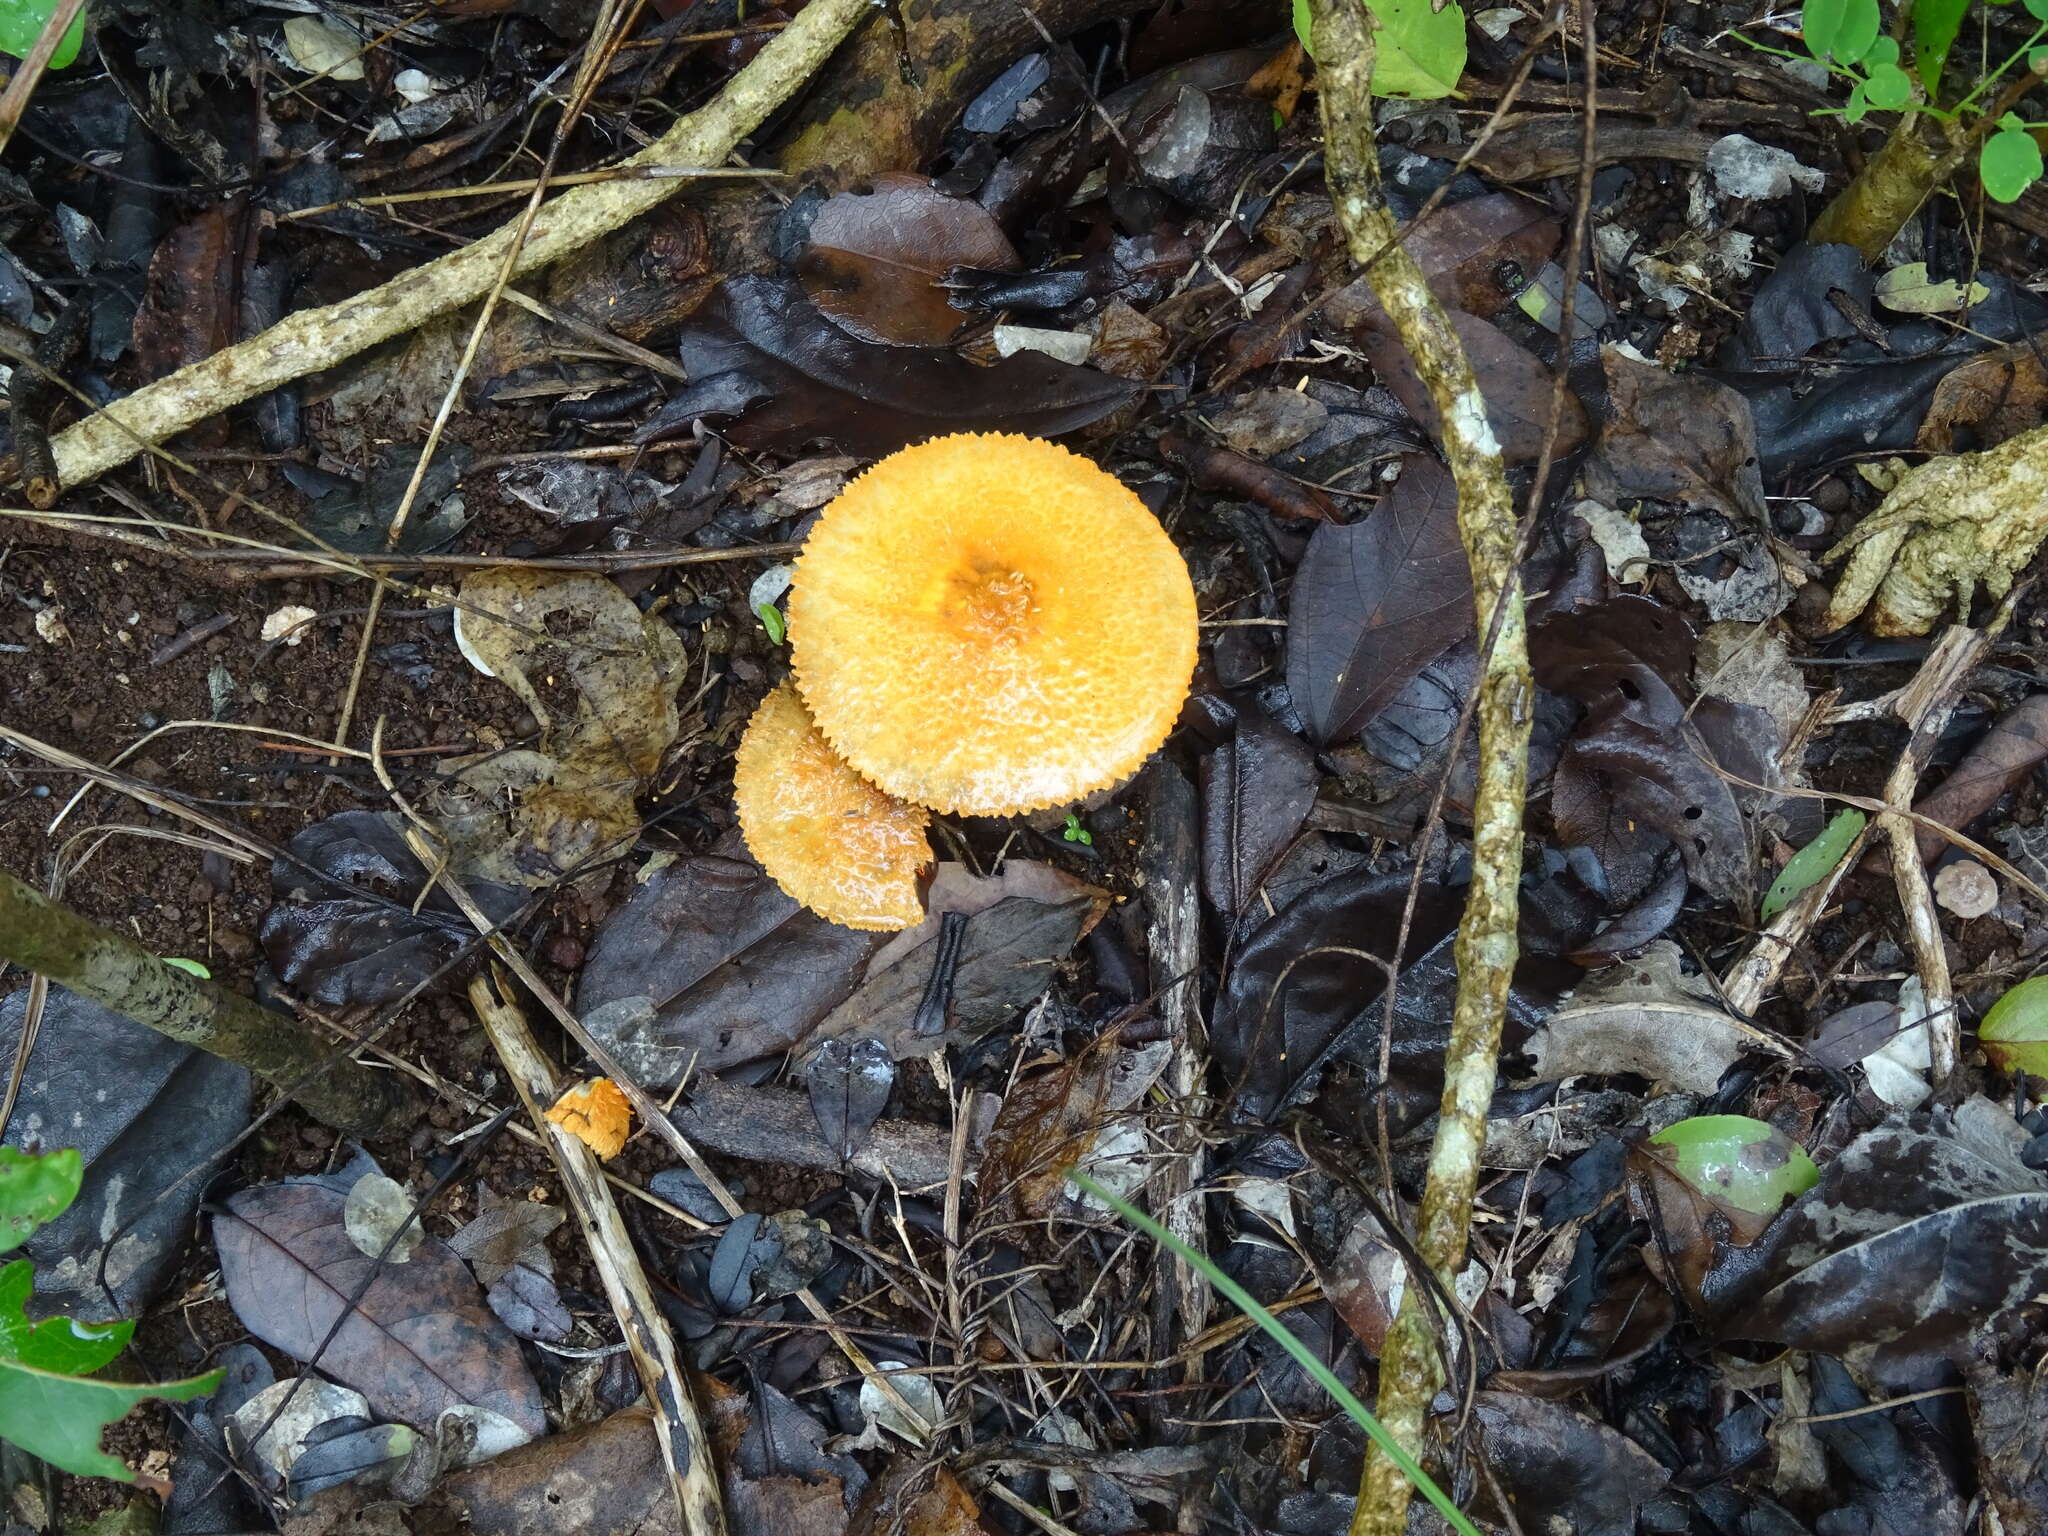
left=1307, top=4, right=1531, bottom=1534
left=468, top=969, right=725, bottom=1536
left=0, top=0, right=89, bottom=159
left=43, top=0, right=875, bottom=491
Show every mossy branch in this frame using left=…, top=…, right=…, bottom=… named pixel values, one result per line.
left=41, top=0, right=874, bottom=492
left=0, top=866, right=416, bottom=1138
left=1306, top=4, right=1533, bottom=1533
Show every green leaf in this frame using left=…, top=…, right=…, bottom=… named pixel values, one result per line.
left=161, top=957, right=211, bottom=979
left=0, top=1356, right=221, bottom=1482
left=1070, top=1170, right=1484, bottom=1536
left=0, top=0, right=86, bottom=68
left=1979, top=975, right=2048, bottom=1074
left=0, top=1148, right=81, bottom=1255
left=0, top=1260, right=130, bottom=1376
left=2028, top=0, right=2048, bottom=21
left=1364, top=0, right=1468, bottom=98
left=1760, top=809, right=1867, bottom=923
left=1844, top=77, right=1872, bottom=123
left=1863, top=59, right=1914, bottom=107
left=1804, top=0, right=1882, bottom=61
left=1294, top=0, right=1315, bottom=55
left=1648, top=1115, right=1820, bottom=1216
left=1982, top=124, right=2045, bottom=202
left=754, top=602, right=786, bottom=644
left=1912, top=0, right=1972, bottom=90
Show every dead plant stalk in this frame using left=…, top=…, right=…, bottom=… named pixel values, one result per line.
left=41, top=0, right=876, bottom=492
left=1307, top=3, right=1532, bottom=1533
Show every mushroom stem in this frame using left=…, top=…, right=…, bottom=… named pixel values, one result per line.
left=1309, top=3, right=1535, bottom=1533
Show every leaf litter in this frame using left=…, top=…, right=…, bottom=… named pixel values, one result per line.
left=22, top=4, right=2048, bottom=1532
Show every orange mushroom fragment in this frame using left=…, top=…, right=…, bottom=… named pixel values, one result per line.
left=545, top=1077, right=632, bottom=1160
left=734, top=682, right=932, bottom=931
left=788, top=433, right=1199, bottom=816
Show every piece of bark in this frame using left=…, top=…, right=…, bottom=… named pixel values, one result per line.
left=671, top=1078, right=957, bottom=1190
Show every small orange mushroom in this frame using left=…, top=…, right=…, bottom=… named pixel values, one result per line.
left=545, top=1077, right=632, bottom=1160
left=733, top=682, right=932, bottom=930
left=788, top=433, right=1198, bottom=816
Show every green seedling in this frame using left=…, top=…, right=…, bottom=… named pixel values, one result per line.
left=1761, top=808, right=1867, bottom=923
left=1062, top=812, right=1092, bottom=846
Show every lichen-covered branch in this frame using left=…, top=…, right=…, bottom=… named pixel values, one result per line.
left=1307, top=4, right=1532, bottom=1534
left=0, top=866, right=415, bottom=1137
left=43, top=0, right=874, bottom=492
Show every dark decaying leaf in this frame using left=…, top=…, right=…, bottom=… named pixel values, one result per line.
left=632, top=276, right=1138, bottom=456
left=1286, top=453, right=1472, bottom=746
left=1198, top=705, right=1317, bottom=916
left=1581, top=348, right=1769, bottom=526
left=1805, top=1355, right=1971, bottom=1535
left=1564, top=847, right=1687, bottom=966
left=707, top=1213, right=779, bottom=1315
left=1965, top=1336, right=2048, bottom=1536
left=806, top=1036, right=896, bottom=1162
left=446, top=1186, right=565, bottom=1287
left=286, top=1419, right=414, bottom=1502
left=1324, top=193, right=1560, bottom=322
left=1807, top=1000, right=1905, bottom=1071
left=486, top=1263, right=571, bottom=1343
left=1745, top=1098, right=2048, bottom=1385
left=1733, top=242, right=1872, bottom=367
left=1532, top=596, right=1761, bottom=908
left=214, top=1176, right=546, bottom=1439
left=132, top=207, right=238, bottom=389
left=281, top=443, right=471, bottom=555
left=575, top=849, right=886, bottom=1086
left=1469, top=1391, right=1670, bottom=1536
left=1907, top=694, right=2048, bottom=863
left=1, top=985, right=250, bottom=1320
left=982, top=1036, right=1171, bottom=1220
left=805, top=862, right=1107, bottom=1062
left=1354, top=309, right=1587, bottom=464
left=260, top=811, right=525, bottom=1007
left=1211, top=869, right=1464, bottom=1121
left=441, top=1388, right=854, bottom=1536
left=796, top=173, right=1019, bottom=346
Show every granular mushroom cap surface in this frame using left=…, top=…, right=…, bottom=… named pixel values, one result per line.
left=734, top=682, right=932, bottom=930
left=788, top=433, right=1199, bottom=816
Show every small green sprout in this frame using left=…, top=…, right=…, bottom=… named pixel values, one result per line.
left=755, top=602, right=787, bottom=645
left=1062, top=812, right=1092, bottom=846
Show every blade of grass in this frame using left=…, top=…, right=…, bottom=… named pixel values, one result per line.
left=1068, top=1171, right=1481, bottom=1536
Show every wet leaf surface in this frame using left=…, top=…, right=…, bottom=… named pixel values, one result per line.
left=1747, top=1099, right=2048, bottom=1384
left=1, top=986, right=249, bottom=1320
left=215, top=1171, right=546, bottom=1439
left=1471, top=1391, right=1670, bottom=1536
left=796, top=173, right=1019, bottom=346
left=576, top=848, right=886, bottom=1084
left=260, top=811, right=525, bottom=1006
left=1286, top=453, right=1472, bottom=746
left=633, top=276, right=1139, bottom=456
left=1582, top=347, right=1769, bottom=525
left=806, top=862, right=1107, bottom=1061
left=1198, top=702, right=1318, bottom=916
left=1355, top=308, right=1587, bottom=463
left=806, top=1035, right=896, bottom=1162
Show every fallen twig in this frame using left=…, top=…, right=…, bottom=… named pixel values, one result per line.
left=43, top=0, right=875, bottom=492
left=0, top=865, right=414, bottom=1137
left=1306, top=3, right=1532, bottom=1532
left=468, top=968, right=725, bottom=1536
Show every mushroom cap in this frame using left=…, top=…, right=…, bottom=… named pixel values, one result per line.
left=788, top=433, right=1198, bottom=816
left=734, top=682, right=931, bottom=930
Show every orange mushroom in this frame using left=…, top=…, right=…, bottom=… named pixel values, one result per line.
left=788, top=433, right=1198, bottom=816
left=733, top=682, right=932, bottom=930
